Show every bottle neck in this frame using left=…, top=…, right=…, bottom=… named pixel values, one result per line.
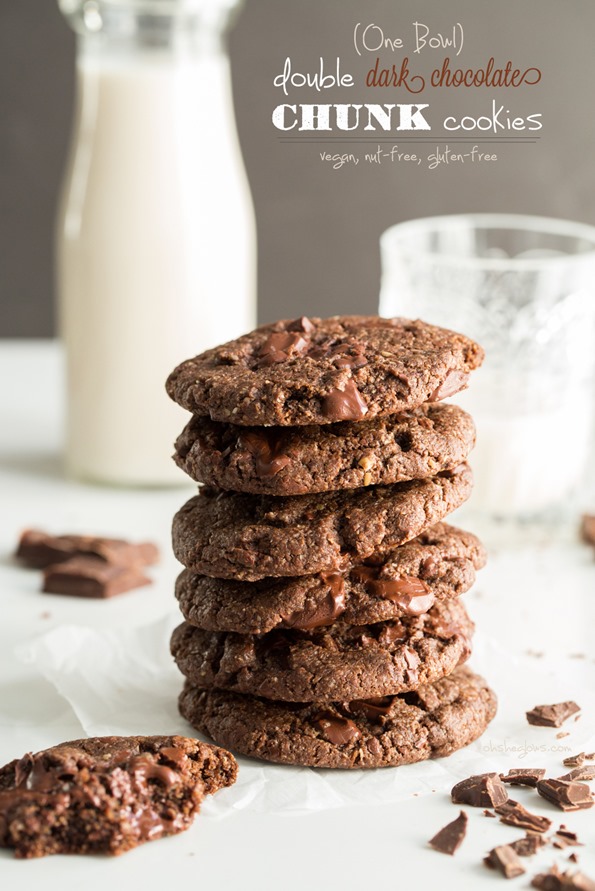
left=61, top=1, right=236, bottom=60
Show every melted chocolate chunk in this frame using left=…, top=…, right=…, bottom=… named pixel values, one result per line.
left=314, top=714, right=361, bottom=746
left=429, top=370, right=470, bottom=402
left=347, top=696, right=394, bottom=722
left=321, top=380, right=368, bottom=421
left=536, top=778, right=594, bottom=811
left=284, top=573, right=346, bottom=631
left=428, top=810, right=468, bottom=855
left=255, top=332, right=309, bottom=367
left=526, top=701, right=581, bottom=728
left=451, top=772, right=509, bottom=808
left=236, top=430, right=292, bottom=479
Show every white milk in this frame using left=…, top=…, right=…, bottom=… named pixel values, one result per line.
left=57, top=50, right=256, bottom=485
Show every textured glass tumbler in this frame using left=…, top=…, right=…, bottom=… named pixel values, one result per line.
left=379, top=214, right=595, bottom=520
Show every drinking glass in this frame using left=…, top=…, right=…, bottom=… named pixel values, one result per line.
left=379, top=214, right=595, bottom=521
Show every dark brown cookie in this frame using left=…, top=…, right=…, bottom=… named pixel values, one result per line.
left=175, top=523, right=486, bottom=633
left=174, top=403, right=476, bottom=496
left=172, top=464, right=473, bottom=581
left=170, top=598, right=474, bottom=702
left=166, top=316, right=484, bottom=427
left=178, top=666, right=497, bottom=768
left=0, top=735, right=237, bottom=859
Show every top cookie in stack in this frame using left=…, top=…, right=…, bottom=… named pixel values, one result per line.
left=166, top=315, right=496, bottom=769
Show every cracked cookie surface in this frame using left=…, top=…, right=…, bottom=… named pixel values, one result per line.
left=175, top=523, right=486, bottom=633
left=166, top=316, right=484, bottom=427
left=178, top=667, right=496, bottom=768
left=170, top=598, right=474, bottom=702
left=172, top=464, right=473, bottom=581
left=174, top=403, right=476, bottom=496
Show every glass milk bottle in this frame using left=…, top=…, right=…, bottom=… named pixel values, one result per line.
left=56, top=0, right=256, bottom=485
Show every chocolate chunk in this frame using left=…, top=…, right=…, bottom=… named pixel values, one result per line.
left=255, top=331, right=309, bottom=366
left=16, top=529, right=159, bottom=569
left=580, top=515, right=595, bottom=546
left=495, top=799, right=552, bottom=832
left=451, top=772, right=508, bottom=807
left=286, top=316, right=315, bottom=334
left=552, top=826, right=583, bottom=849
left=347, top=696, right=394, bottom=722
left=483, top=809, right=496, bottom=818
left=510, top=834, right=546, bottom=856
left=501, top=768, right=546, bottom=787
left=284, top=573, right=346, bottom=631
left=364, top=574, right=435, bottom=616
left=321, top=380, right=368, bottom=421
left=42, top=557, right=151, bottom=599
left=531, top=865, right=595, bottom=890
left=526, top=702, right=581, bottom=728
left=428, top=810, right=468, bottom=855
left=558, top=766, right=595, bottom=782
left=429, top=370, right=469, bottom=402
left=314, top=714, right=361, bottom=746
left=563, top=753, right=586, bottom=768
left=569, top=854, right=579, bottom=864
left=536, top=778, right=594, bottom=811
left=236, top=430, right=292, bottom=479
left=484, top=844, right=526, bottom=878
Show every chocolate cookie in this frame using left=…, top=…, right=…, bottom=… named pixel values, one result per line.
left=0, top=735, right=237, bottom=859
left=175, top=523, right=486, bottom=633
left=170, top=598, right=474, bottom=702
left=172, top=464, right=473, bottom=581
left=178, top=666, right=496, bottom=769
left=166, top=316, right=484, bottom=427
left=174, top=403, right=476, bottom=496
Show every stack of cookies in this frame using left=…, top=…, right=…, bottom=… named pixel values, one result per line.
left=166, top=316, right=497, bottom=769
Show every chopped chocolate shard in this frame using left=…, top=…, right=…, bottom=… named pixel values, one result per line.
left=569, top=853, right=579, bottom=864
left=501, top=768, right=546, bottom=788
left=526, top=702, right=581, bottom=728
left=495, top=799, right=552, bottom=833
left=451, top=772, right=508, bottom=808
left=536, top=778, right=594, bottom=812
left=531, top=864, right=595, bottom=891
left=483, top=809, right=496, bottom=818
left=42, top=557, right=151, bottom=599
left=563, top=753, right=586, bottom=768
left=580, top=514, right=595, bottom=546
left=428, top=810, right=468, bottom=855
left=16, top=529, right=159, bottom=569
left=552, top=826, right=583, bottom=849
left=510, top=834, right=546, bottom=857
left=558, top=766, right=595, bottom=782
left=557, top=732, right=570, bottom=739
left=484, top=844, right=526, bottom=879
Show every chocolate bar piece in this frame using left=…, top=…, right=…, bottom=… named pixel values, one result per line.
left=16, top=529, right=159, bottom=569
left=42, top=557, right=151, bottom=599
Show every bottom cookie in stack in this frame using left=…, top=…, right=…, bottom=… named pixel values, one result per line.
left=178, top=667, right=496, bottom=770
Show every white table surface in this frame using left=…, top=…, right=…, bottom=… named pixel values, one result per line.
left=1, top=340, right=594, bottom=890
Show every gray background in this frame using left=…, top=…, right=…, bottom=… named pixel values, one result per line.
left=1, top=0, right=594, bottom=336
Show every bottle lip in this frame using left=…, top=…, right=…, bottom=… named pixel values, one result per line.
left=59, top=0, right=243, bottom=18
